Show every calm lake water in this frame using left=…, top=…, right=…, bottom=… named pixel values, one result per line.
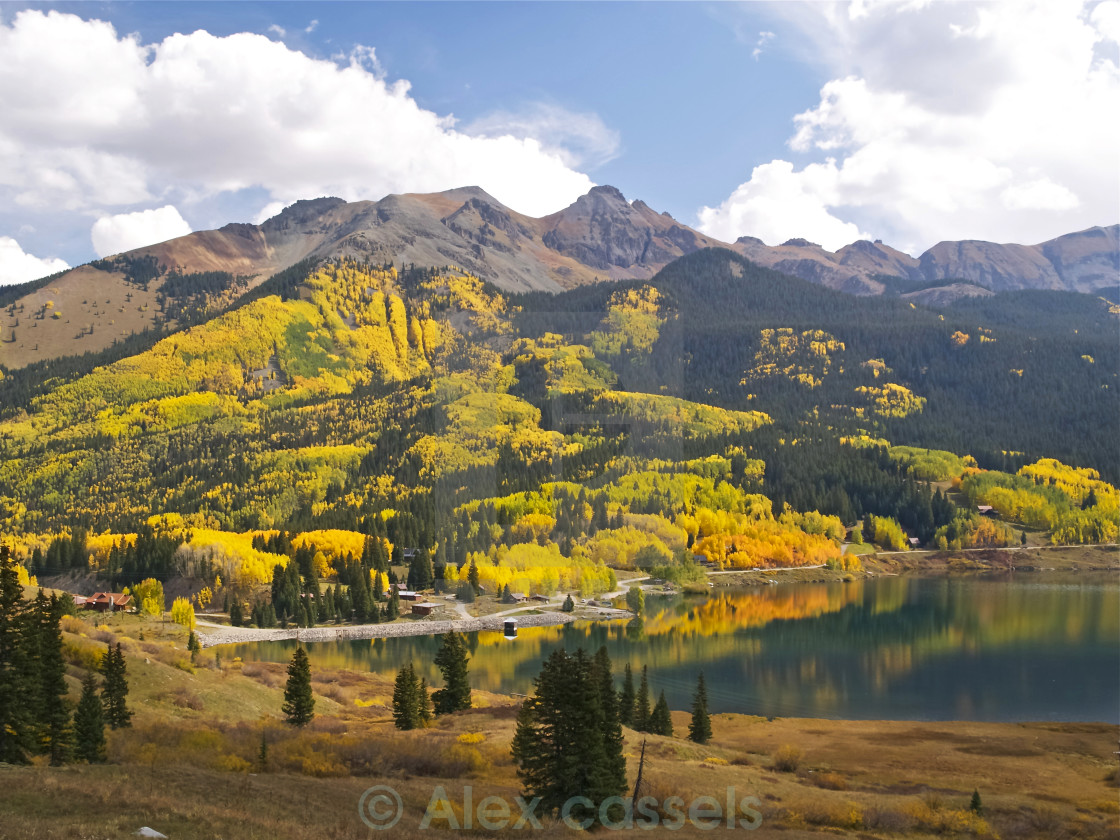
left=224, top=574, right=1119, bottom=722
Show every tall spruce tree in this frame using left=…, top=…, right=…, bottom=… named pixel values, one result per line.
left=392, top=662, right=426, bottom=730
left=73, top=671, right=106, bottom=763
left=34, top=593, right=72, bottom=764
left=431, top=631, right=472, bottom=715
left=467, top=558, right=480, bottom=594
left=688, top=672, right=712, bottom=744
left=633, top=664, right=652, bottom=732
left=591, top=646, right=627, bottom=797
left=386, top=586, right=400, bottom=620
left=282, top=646, right=315, bottom=726
left=650, top=690, right=673, bottom=737
left=407, top=551, right=434, bottom=592
left=101, top=643, right=132, bottom=729
left=618, top=662, right=635, bottom=727
left=511, top=648, right=627, bottom=824
left=0, top=546, right=30, bottom=764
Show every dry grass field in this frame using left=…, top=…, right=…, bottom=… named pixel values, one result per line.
left=2, top=598, right=1116, bottom=839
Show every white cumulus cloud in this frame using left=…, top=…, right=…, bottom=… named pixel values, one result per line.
left=0, top=237, right=69, bottom=286
left=91, top=205, right=193, bottom=258
left=0, top=9, right=603, bottom=266
left=700, top=0, right=1120, bottom=253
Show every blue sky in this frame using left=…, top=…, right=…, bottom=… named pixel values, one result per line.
left=0, top=1, right=1117, bottom=283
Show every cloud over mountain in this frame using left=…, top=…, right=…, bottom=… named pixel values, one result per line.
left=0, top=9, right=600, bottom=281
left=699, top=0, right=1120, bottom=253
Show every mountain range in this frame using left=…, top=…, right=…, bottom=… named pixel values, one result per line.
left=1, top=184, right=1116, bottom=368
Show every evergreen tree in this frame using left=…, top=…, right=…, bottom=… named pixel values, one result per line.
left=650, top=690, right=673, bottom=737
left=187, top=631, right=201, bottom=658
left=467, top=558, right=480, bottom=594
left=407, top=551, right=434, bottom=591
left=633, top=664, right=652, bottom=732
left=257, top=731, right=269, bottom=772
left=561, top=593, right=575, bottom=612
left=591, top=646, right=627, bottom=796
left=229, top=599, right=243, bottom=627
left=688, top=672, right=712, bottom=745
left=392, top=662, right=426, bottom=730
left=0, top=546, right=31, bottom=764
left=386, top=586, right=401, bottom=620
left=282, top=646, right=315, bottom=726
left=32, top=593, right=72, bottom=764
left=618, top=662, right=635, bottom=727
left=969, top=789, right=983, bottom=815
left=73, top=671, right=106, bottom=763
left=432, top=631, right=472, bottom=715
left=417, top=677, right=432, bottom=725
left=511, top=648, right=627, bottom=824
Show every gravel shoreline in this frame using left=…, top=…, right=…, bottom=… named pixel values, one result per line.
left=197, top=607, right=632, bottom=648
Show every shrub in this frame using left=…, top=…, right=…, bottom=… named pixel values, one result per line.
left=773, top=744, right=803, bottom=772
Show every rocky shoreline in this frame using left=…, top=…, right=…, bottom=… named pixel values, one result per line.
left=196, top=607, right=632, bottom=648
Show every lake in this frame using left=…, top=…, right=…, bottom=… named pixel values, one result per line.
left=223, top=573, right=1119, bottom=722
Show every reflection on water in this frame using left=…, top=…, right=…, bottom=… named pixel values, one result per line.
left=225, top=574, right=1119, bottom=722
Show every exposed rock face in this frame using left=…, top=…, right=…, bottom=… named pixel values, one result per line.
left=734, top=225, right=1118, bottom=295
left=539, top=186, right=723, bottom=279
left=918, top=241, right=1063, bottom=291
left=1039, top=226, right=1119, bottom=292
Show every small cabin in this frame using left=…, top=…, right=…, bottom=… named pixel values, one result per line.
left=411, top=602, right=440, bottom=617
left=85, top=592, right=131, bottom=612
left=387, top=589, right=422, bottom=602
left=531, top=594, right=550, bottom=602
left=503, top=619, right=518, bottom=639
left=977, top=505, right=995, bottom=516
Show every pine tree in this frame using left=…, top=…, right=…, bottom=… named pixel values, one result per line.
left=258, top=731, right=269, bottom=772
left=969, top=789, right=983, bottom=814
left=633, top=664, right=652, bottom=732
left=688, top=672, right=712, bottom=744
left=467, top=558, right=480, bottom=594
left=392, top=662, right=425, bottom=730
left=591, top=646, right=627, bottom=800
left=417, top=677, right=432, bottom=725
left=432, top=631, right=472, bottom=715
left=650, top=690, right=673, bottom=737
left=386, top=586, right=400, bottom=620
left=229, top=599, right=243, bottom=627
left=618, top=662, right=635, bottom=727
left=187, top=631, right=201, bottom=661
left=73, top=671, right=106, bottom=763
left=282, top=646, right=315, bottom=726
left=407, top=551, right=434, bottom=591
left=0, top=545, right=31, bottom=764
left=33, top=593, right=72, bottom=764
left=561, top=593, right=575, bottom=612
left=511, top=648, right=627, bottom=824
left=101, top=644, right=132, bottom=729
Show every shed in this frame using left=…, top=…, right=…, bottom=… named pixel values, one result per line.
left=85, top=592, right=131, bottom=612
left=411, top=602, right=440, bottom=617
left=503, top=619, right=518, bottom=639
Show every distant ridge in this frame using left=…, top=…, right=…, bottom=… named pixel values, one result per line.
left=1, top=183, right=1116, bottom=368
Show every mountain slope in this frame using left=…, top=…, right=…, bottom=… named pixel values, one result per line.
left=2, top=184, right=1116, bottom=370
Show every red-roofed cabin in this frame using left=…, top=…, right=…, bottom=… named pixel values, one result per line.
left=85, top=592, right=132, bottom=612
